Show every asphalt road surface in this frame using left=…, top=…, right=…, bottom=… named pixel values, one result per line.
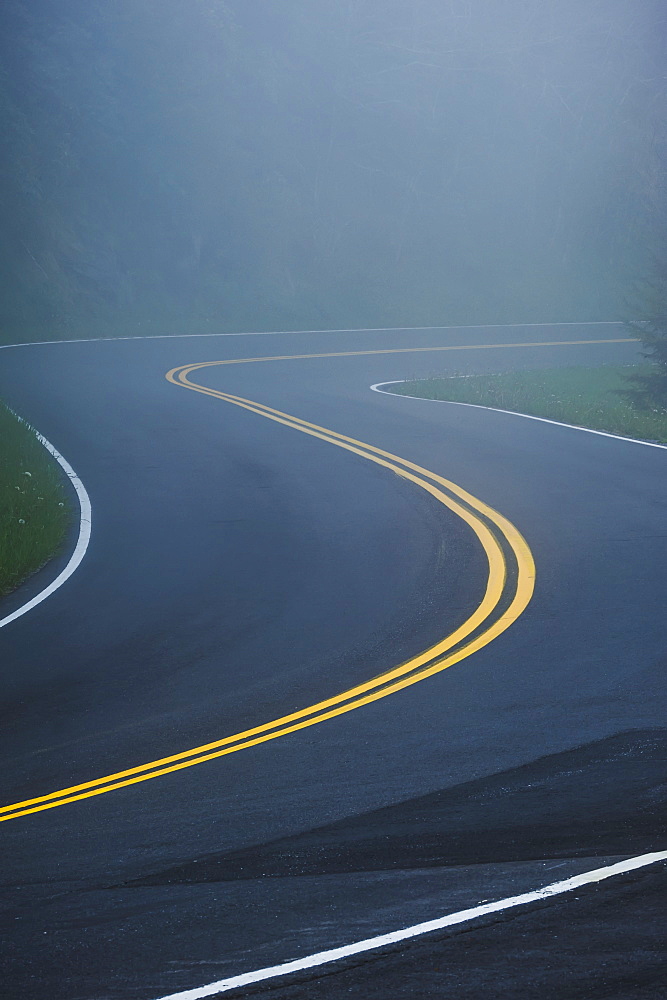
left=0, top=323, right=665, bottom=999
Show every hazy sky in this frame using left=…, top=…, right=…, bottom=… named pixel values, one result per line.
left=1, top=0, right=665, bottom=338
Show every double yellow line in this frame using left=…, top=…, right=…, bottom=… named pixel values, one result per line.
left=0, top=344, right=546, bottom=822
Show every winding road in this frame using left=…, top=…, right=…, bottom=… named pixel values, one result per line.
left=0, top=323, right=665, bottom=999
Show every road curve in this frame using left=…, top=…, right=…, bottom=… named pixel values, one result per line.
left=0, top=324, right=665, bottom=999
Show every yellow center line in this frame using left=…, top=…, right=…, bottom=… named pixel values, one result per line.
left=6, top=335, right=613, bottom=822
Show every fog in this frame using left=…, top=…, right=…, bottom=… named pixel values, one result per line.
left=1, top=0, right=665, bottom=341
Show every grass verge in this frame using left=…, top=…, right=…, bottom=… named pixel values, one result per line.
left=0, top=402, right=70, bottom=597
left=390, top=365, right=667, bottom=444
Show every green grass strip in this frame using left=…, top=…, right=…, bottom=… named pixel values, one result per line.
left=0, top=403, right=70, bottom=597
left=391, top=365, right=667, bottom=445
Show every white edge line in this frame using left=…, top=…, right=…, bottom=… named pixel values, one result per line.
left=0, top=424, right=91, bottom=629
left=0, top=320, right=625, bottom=351
left=370, top=381, right=667, bottom=451
left=152, top=850, right=667, bottom=1000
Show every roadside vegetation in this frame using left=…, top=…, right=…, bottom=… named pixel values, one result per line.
left=390, top=365, right=667, bottom=444
left=0, top=403, right=70, bottom=597
left=625, top=249, right=667, bottom=412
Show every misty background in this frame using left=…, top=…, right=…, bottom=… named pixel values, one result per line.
left=1, top=0, right=665, bottom=343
